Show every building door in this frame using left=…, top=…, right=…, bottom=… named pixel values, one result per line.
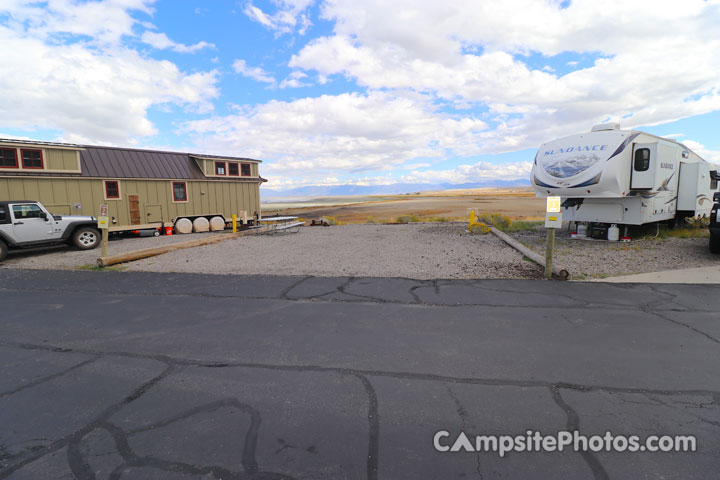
left=128, top=195, right=142, bottom=225
left=146, top=204, right=163, bottom=223
left=630, top=143, right=657, bottom=190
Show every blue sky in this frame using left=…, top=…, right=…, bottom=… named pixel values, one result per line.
left=1, top=0, right=719, bottom=191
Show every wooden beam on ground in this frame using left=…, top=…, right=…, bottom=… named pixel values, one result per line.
left=489, top=226, right=569, bottom=280
left=97, top=226, right=274, bottom=268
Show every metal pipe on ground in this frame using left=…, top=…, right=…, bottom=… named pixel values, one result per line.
left=96, top=225, right=274, bottom=268
left=489, top=226, right=569, bottom=280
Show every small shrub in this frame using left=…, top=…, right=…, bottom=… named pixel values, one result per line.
left=322, top=216, right=341, bottom=225
left=468, top=223, right=491, bottom=235
left=395, top=215, right=421, bottom=223
left=502, top=220, right=543, bottom=233
left=366, top=216, right=379, bottom=224
left=476, top=212, right=512, bottom=230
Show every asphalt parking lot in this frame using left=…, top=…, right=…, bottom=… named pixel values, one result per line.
left=0, top=269, right=719, bottom=479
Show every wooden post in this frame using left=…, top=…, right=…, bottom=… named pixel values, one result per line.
left=232, top=214, right=237, bottom=233
left=101, top=227, right=109, bottom=258
left=544, top=228, right=555, bottom=279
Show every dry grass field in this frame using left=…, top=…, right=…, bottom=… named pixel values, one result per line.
left=263, top=187, right=545, bottom=223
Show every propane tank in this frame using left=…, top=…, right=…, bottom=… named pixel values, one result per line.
left=608, top=224, right=620, bottom=241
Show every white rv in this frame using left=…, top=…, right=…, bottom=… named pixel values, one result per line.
left=531, top=124, right=719, bottom=226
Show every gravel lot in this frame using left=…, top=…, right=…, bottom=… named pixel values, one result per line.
left=2, top=223, right=716, bottom=280
left=513, top=224, right=717, bottom=279
left=123, top=223, right=543, bottom=279
left=0, top=231, right=221, bottom=271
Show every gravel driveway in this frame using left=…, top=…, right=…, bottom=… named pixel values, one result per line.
left=3, top=223, right=716, bottom=280
left=513, top=225, right=717, bottom=279
left=0, top=231, right=221, bottom=271
left=123, top=223, right=543, bottom=279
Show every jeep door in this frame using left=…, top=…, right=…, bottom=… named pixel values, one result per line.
left=10, top=203, right=55, bottom=244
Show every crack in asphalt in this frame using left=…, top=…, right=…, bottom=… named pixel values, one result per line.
left=0, top=355, right=100, bottom=399
left=1, top=271, right=718, bottom=479
left=550, top=386, right=609, bottom=480
left=2, top=270, right=718, bottom=313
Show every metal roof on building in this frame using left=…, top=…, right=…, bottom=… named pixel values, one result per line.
left=0, top=139, right=262, bottom=180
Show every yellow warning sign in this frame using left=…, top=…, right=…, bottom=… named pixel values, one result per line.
left=546, top=196, right=561, bottom=213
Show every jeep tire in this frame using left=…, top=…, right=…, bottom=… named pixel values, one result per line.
left=0, top=239, right=7, bottom=262
left=72, top=227, right=101, bottom=250
left=710, top=234, right=720, bottom=254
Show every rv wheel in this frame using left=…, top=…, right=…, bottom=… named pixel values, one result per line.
left=710, top=235, right=720, bottom=254
left=0, top=239, right=7, bottom=262
left=72, top=227, right=101, bottom=250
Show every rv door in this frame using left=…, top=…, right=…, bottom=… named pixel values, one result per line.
left=631, top=143, right=657, bottom=190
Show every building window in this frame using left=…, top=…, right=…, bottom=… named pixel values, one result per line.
left=241, top=163, right=251, bottom=176
left=105, top=181, right=120, bottom=199
left=172, top=181, right=188, bottom=202
left=21, top=149, right=43, bottom=169
left=215, top=161, right=226, bottom=175
left=0, top=148, right=18, bottom=168
left=228, top=162, right=239, bottom=176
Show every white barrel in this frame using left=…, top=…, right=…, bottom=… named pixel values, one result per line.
left=608, top=224, right=620, bottom=241
left=209, top=216, right=225, bottom=231
left=576, top=223, right=588, bottom=237
left=193, top=217, right=210, bottom=233
left=174, top=218, right=193, bottom=234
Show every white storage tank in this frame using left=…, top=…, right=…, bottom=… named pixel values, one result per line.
left=608, top=224, right=620, bottom=241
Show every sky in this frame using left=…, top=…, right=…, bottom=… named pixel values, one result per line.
left=1, top=0, right=720, bottom=192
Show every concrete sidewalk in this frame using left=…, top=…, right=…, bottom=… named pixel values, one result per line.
left=596, top=264, right=720, bottom=283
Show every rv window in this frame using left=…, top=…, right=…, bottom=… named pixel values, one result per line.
left=228, top=162, right=239, bottom=176
left=172, top=182, right=187, bottom=202
left=105, top=181, right=120, bottom=199
left=0, top=148, right=18, bottom=168
left=21, top=149, right=43, bottom=169
left=215, top=161, right=226, bottom=175
left=634, top=148, right=650, bottom=172
left=241, top=163, right=251, bottom=176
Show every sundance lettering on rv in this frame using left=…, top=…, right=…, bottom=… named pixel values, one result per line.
left=544, top=145, right=608, bottom=155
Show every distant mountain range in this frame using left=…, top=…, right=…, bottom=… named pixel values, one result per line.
left=262, top=179, right=531, bottom=197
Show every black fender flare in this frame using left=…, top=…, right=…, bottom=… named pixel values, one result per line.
left=0, top=231, right=16, bottom=246
left=61, top=221, right=100, bottom=241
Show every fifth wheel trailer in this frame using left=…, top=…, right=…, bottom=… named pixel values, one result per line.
left=530, top=124, right=720, bottom=226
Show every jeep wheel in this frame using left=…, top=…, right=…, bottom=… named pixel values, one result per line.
left=0, top=239, right=7, bottom=262
left=73, top=227, right=100, bottom=250
left=710, top=234, right=720, bottom=254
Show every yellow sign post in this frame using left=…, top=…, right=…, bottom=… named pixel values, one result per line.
left=232, top=214, right=238, bottom=233
left=544, top=197, right=562, bottom=279
left=98, top=204, right=109, bottom=258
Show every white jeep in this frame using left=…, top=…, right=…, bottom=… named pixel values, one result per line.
left=0, top=201, right=100, bottom=261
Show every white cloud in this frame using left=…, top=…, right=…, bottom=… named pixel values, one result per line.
left=141, top=31, right=214, bottom=53
left=284, top=0, right=720, bottom=152
left=682, top=140, right=720, bottom=163
left=181, top=91, right=489, bottom=177
left=243, top=0, right=315, bottom=35
left=279, top=71, right=311, bottom=88
left=0, top=0, right=219, bottom=143
left=232, top=60, right=276, bottom=84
